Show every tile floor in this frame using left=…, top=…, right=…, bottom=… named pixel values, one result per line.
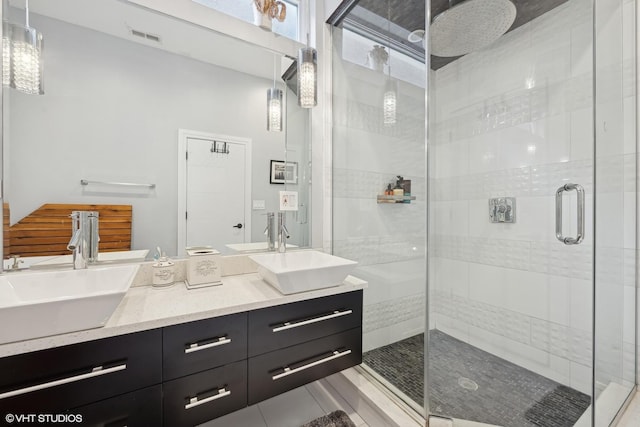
left=363, top=331, right=590, bottom=427
left=200, top=379, right=368, bottom=427
left=617, top=391, right=640, bottom=427
left=198, top=376, right=640, bottom=427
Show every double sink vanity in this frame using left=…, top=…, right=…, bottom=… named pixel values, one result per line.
left=0, top=250, right=365, bottom=426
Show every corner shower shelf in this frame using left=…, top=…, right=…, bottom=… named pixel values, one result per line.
left=376, top=195, right=416, bottom=204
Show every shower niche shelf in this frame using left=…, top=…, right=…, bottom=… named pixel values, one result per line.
left=376, top=195, right=416, bottom=204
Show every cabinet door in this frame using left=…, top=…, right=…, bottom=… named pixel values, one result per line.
left=163, top=312, right=247, bottom=381
left=69, top=385, right=162, bottom=427
left=248, top=290, right=362, bottom=357
left=0, top=329, right=162, bottom=413
left=163, top=360, right=247, bottom=427
left=248, top=328, right=362, bottom=405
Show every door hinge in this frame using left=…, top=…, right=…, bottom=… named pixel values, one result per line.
left=185, top=211, right=188, bottom=220
left=186, top=151, right=189, bottom=161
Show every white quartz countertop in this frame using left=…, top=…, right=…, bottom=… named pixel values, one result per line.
left=0, top=273, right=367, bottom=358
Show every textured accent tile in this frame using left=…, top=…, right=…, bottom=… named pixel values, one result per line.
left=363, top=331, right=590, bottom=426
left=434, top=290, right=593, bottom=367
left=529, top=242, right=592, bottom=280
left=363, top=293, right=426, bottom=333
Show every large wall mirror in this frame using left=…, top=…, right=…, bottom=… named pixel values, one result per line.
left=2, top=0, right=311, bottom=269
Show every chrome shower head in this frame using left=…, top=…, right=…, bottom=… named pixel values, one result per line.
left=430, top=0, right=517, bottom=57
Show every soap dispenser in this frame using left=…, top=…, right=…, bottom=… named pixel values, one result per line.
left=152, top=247, right=175, bottom=287
left=393, top=176, right=404, bottom=198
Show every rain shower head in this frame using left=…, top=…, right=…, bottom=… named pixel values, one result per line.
left=430, top=0, right=516, bottom=57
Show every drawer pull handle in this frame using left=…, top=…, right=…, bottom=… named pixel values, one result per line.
left=185, top=388, right=231, bottom=410
left=184, top=336, right=232, bottom=354
left=272, top=310, right=353, bottom=332
left=0, top=363, right=127, bottom=400
left=272, top=349, right=352, bottom=380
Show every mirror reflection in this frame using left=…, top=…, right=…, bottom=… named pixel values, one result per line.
left=2, top=0, right=311, bottom=269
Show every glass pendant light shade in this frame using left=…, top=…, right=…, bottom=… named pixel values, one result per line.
left=297, top=47, right=317, bottom=108
left=267, top=87, right=283, bottom=132
left=2, top=21, right=10, bottom=87
left=383, top=79, right=397, bottom=126
left=2, top=11, right=44, bottom=95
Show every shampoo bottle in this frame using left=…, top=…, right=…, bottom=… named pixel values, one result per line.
left=393, top=176, right=404, bottom=199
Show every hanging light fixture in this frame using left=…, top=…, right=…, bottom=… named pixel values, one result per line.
left=383, top=79, right=397, bottom=126
left=297, top=2, right=316, bottom=108
left=383, top=1, right=396, bottom=126
left=267, top=55, right=283, bottom=131
left=2, top=0, right=43, bottom=95
left=297, top=47, right=317, bottom=108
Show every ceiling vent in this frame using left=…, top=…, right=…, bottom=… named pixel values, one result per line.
left=130, top=29, right=161, bottom=43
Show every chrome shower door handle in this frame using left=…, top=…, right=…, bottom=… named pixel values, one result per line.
left=555, top=183, right=585, bottom=245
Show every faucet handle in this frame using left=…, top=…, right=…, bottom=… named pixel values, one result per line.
left=9, top=255, right=24, bottom=270
left=281, top=224, right=290, bottom=239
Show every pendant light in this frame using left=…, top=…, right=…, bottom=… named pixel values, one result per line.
left=267, top=55, right=283, bottom=132
left=383, top=0, right=396, bottom=126
left=297, top=47, right=316, bottom=108
left=383, top=79, right=397, bottom=126
left=297, top=1, right=316, bottom=108
left=3, top=0, right=44, bottom=95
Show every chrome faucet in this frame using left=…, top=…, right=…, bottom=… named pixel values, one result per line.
left=277, top=212, right=289, bottom=253
left=264, top=212, right=276, bottom=251
left=67, top=211, right=99, bottom=269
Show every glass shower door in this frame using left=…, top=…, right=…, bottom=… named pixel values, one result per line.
left=427, top=0, right=636, bottom=425
left=592, top=0, right=637, bottom=424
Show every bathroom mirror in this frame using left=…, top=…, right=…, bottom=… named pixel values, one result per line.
left=1, top=0, right=311, bottom=268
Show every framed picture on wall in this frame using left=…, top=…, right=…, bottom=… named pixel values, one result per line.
left=270, top=160, right=298, bottom=184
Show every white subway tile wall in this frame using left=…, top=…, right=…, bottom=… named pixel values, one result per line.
left=431, top=0, right=636, bottom=395
left=332, top=0, right=637, bottom=404
left=332, top=29, right=428, bottom=352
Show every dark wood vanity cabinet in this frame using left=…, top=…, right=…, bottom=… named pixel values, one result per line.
left=247, top=291, right=363, bottom=405
left=161, top=312, right=249, bottom=425
left=248, top=291, right=363, bottom=357
left=0, top=329, right=162, bottom=416
left=68, top=385, right=163, bottom=427
left=0, top=290, right=363, bottom=427
left=248, top=328, right=362, bottom=404
left=162, top=312, right=248, bottom=381
left=163, top=360, right=247, bottom=426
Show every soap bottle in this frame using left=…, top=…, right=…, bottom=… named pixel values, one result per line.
left=385, top=184, right=393, bottom=196
left=152, top=249, right=175, bottom=287
left=393, top=176, right=404, bottom=199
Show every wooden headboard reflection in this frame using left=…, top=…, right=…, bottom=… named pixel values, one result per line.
left=5, top=203, right=132, bottom=258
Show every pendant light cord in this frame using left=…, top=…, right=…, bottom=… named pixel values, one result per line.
left=273, top=54, right=276, bottom=87
left=387, top=0, right=391, bottom=80
left=25, top=0, right=29, bottom=28
left=306, top=0, right=310, bottom=47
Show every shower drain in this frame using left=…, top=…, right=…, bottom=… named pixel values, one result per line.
left=458, top=377, right=479, bottom=391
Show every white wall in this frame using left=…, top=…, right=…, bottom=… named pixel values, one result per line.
left=430, top=0, right=636, bottom=395
left=5, top=12, right=291, bottom=256
left=331, top=29, right=427, bottom=352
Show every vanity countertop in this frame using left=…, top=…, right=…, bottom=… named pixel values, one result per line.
left=0, top=273, right=367, bottom=358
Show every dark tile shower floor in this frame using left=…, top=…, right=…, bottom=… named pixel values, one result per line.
left=363, top=330, right=591, bottom=427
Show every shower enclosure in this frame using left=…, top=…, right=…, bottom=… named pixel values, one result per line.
left=330, top=0, right=637, bottom=425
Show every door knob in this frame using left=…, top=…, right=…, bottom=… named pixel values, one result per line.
left=233, top=223, right=243, bottom=229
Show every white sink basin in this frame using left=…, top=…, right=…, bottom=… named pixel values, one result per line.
left=30, top=250, right=149, bottom=269
left=0, top=264, right=139, bottom=344
left=249, top=250, right=358, bottom=294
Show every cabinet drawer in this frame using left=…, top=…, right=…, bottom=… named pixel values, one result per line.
left=248, top=328, right=362, bottom=405
left=0, top=329, right=162, bottom=413
left=248, top=290, right=362, bottom=357
left=163, top=312, right=247, bottom=381
left=163, top=360, right=247, bottom=427
left=69, top=385, right=162, bottom=427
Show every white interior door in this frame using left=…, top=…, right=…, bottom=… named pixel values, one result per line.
left=178, top=131, right=251, bottom=252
